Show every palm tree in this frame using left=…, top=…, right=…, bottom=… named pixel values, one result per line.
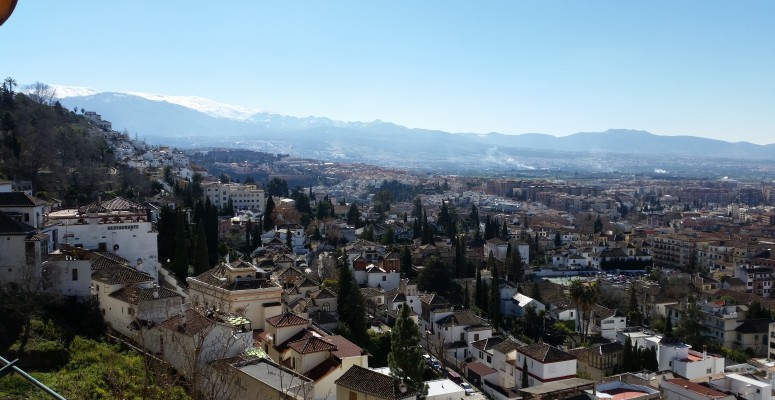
left=569, top=280, right=599, bottom=344
left=3, top=77, right=16, bottom=94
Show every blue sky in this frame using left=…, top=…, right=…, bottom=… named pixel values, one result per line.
left=2, top=1, right=774, bottom=144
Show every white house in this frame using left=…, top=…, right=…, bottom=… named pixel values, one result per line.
left=709, top=373, right=770, bottom=400
left=91, top=254, right=183, bottom=338
left=511, top=293, right=545, bottom=318
left=0, top=212, right=47, bottom=290
left=515, top=343, right=577, bottom=389
left=0, top=192, right=48, bottom=229
left=47, top=197, right=159, bottom=281
left=42, top=249, right=92, bottom=297
left=365, top=264, right=400, bottom=290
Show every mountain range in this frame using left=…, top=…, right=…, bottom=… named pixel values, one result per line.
left=54, top=88, right=775, bottom=173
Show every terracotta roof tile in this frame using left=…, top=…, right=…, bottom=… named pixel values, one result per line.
left=336, top=365, right=416, bottom=400
left=266, top=312, right=309, bottom=328
left=518, top=343, right=576, bottom=363
left=287, top=336, right=338, bottom=354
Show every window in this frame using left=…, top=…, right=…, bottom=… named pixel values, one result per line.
left=72, top=268, right=78, bottom=281
left=382, top=276, right=387, bottom=281
left=487, top=355, right=491, bottom=363
left=24, top=213, right=29, bottom=222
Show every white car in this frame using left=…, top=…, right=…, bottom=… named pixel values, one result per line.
left=460, top=383, right=474, bottom=396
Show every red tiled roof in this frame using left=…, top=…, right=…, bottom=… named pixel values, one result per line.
left=336, top=365, right=416, bottom=400
left=266, top=312, right=309, bottom=328
left=327, top=335, right=366, bottom=359
left=664, top=378, right=726, bottom=398
left=467, top=361, right=497, bottom=376
left=288, top=336, right=338, bottom=354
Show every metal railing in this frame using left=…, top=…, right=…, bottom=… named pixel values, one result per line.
left=0, top=355, right=66, bottom=399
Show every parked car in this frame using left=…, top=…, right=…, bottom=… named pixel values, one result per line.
left=460, top=383, right=474, bottom=396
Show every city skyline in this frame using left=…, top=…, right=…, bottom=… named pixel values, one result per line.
left=2, top=1, right=774, bottom=144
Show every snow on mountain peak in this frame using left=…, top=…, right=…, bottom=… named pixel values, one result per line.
left=50, top=84, right=101, bottom=98
left=51, top=85, right=263, bottom=121
left=128, top=91, right=263, bottom=120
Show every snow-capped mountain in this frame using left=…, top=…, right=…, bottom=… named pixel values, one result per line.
left=55, top=88, right=775, bottom=172
left=53, top=85, right=263, bottom=121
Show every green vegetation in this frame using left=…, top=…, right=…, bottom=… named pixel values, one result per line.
left=0, top=80, right=155, bottom=206
left=0, top=336, right=190, bottom=400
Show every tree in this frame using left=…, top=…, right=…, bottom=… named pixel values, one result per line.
left=569, top=280, right=599, bottom=344
left=266, top=177, right=289, bottom=198
left=346, top=203, right=361, bottom=227
left=488, top=255, right=501, bottom=327
left=263, top=196, right=275, bottom=232
left=521, top=357, right=529, bottom=388
left=336, top=255, right=368, bottom=345
left=418, top=257, right=451, bottom=297
left=464, top=281, right=470, bottom=309
left=674, top=299, right=707, bottom=348
left=627, top=284, right=643, bottom=326
left=174, top=211, right=190, bottom=280
left=26, top=81, right=57, bottom=105
left=594, top=215, right=603, bottom=234
left=388, top=304, right=427, bottom=400
left=475, top=267, right=483, bottom=310
left=554, top=232, right=562, bottom=247
left=192, top=221, right=210, bottom=276
left=506, top=244, right=524, bottom=283
left=400, top=246, right=415, bottom=278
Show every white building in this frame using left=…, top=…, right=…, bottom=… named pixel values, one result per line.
left=204, top=182, right=265, bottom=212
left=0, top=211, right=48, bottom=290
left=0, top=192, right=48, bottom=229
left=43, top=249, right=92, bottom=297
left=709, top=373, right=770, bottom=400
left=47, top=197, right=159, bottom=281
left=92, top=254, right=183, bottom=338
left=515, top=343, right=577, bottom=389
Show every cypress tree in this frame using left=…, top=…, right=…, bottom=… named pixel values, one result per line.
left=521, top=357, right=529, bottom=388
left=464, top=281, right=470, bottom=309
left=192, top=221, right=209, bottom=276
left=174, top=210, right=190, bottom=281
left=489, top=256, right=501, bottom=327
left=475, top=267, right=483, bottom=309
left=264, top=196, right=275, bottom=232
left=205, top=197, right=219, bottom=266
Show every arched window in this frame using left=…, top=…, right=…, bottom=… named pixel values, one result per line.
left=322, top=302, right=330, bottom=312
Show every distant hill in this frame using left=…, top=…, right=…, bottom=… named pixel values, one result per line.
left=58, top=91, right=775, bottom=167
left=0, top=91, right=154, bottom=205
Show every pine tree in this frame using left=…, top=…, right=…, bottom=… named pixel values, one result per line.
left=388, top=304, right=428, bottom=400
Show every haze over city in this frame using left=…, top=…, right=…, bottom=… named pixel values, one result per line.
left=2, top=1, right=775, bottom=144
